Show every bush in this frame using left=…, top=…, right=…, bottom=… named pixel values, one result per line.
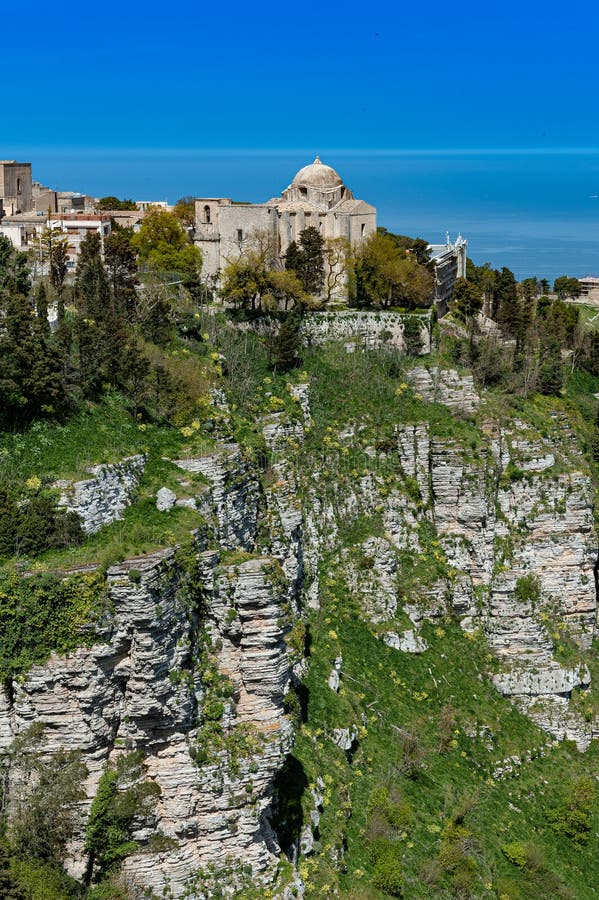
left=367, top=785, right=414, bottom=835
left=371, top=842, right=404, bottom=896
left=0, top=570, right=107, bottom=682
left=547, top=775, right=596, bottom=844
left=501, top=841, right=528, bottom=869
left=514, top=574, right=541, bottom=607
left=85, top=751, right=161, bottom=881
left=402, top=317, right=422, bottom=356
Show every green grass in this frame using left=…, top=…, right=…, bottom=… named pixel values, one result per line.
left=0, top=392, right=214, bottom=489
left=289, top=588, right=599, bottom=899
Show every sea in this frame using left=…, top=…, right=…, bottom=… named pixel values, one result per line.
left=30, top=148, right=599, bottom=282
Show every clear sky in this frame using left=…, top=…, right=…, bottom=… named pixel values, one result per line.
left=4, top=0, right=599, bottom=160
left=3, top=0, right=599, bottom=284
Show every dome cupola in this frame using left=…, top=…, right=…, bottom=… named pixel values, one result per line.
left=291, top=155, right=343, bottom=190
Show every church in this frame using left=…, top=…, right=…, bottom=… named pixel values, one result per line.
left=193, top=156, right=377, bottom=280
left=193, top=155, right=466, bottom=309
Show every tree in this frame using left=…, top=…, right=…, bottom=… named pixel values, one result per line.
left=0, top=840, right=25, bottom=900
left=96, top=196, right=137, bottom=211
left=7, top=727, right=87, bottom=867
left=288, top=227, right=325, bottom=295
left=0, top=288, right=66, bottom=427
left=74, top=231, right=125, bottom=395
left=131, top=208, right=202, bottom=279
left=285, top=240, right=302, bottom=275
left=104, top=230, right=138, bottom=322
left=29, top=227, right=70, bottom=293
left=34, top=281, right=51, bottom=337
left=272, top=306, right=303, bottom=373
left=323, top=237, right=350, bottom=303
left=220, top=253, right=269, bottom=312
left=173, top=195, right=196, bottom=228
left=519, top=277, right=540, bottom=301
left=263, top=269, right=309, bottom=311
left=451, top=277, right=483, bottom=321
left=84, top=752, right=161, bottom=883
left=553, top=275, right=581, bottom=300
left=377, top=227, right=432, bottom=267
left=354, top=232, right=433, bottom=309
left=0, top=235, right=30, bottom=299
left=537, top=333, right=564, bottom=394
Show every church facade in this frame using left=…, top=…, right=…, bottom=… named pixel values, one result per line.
left=193, top=156, right=377, bottom=282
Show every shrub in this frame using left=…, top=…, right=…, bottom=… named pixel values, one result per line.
left=367, top=784, right=414, bottom=835
left=371, top=841, right=404, bottom=896
left=0, top=488, right=83, bottom=559
left=0, top=570, right=107, bottom=682
left=547, top=775, right=596, bottom=844
left=402, top=317, right=422, bottom=356
left=514, top=574, right=540, bottom=607
left=501, top=841, right=528, bottom=869
left=85, top=751, right=161, bottom=881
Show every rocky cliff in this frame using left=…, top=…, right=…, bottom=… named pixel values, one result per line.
left=1, top=364, right=597, bottom=897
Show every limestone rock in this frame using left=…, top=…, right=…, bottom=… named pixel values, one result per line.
left=156, top=486, right=177, bottom=511
left=406, top=366, right=480, bottom=412
left=330, top=726, right=358, bottom=751
left=328, top=657, right=342, bottom=692
left=55, top=455, right=145, bottom=534
left=174, top=444, right=259, bottom=551
left=0, top=545, right=293, bottom=897
left=383, top=630, right=428, bottom=654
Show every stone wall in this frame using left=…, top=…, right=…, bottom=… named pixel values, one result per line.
left=301, top=309, right=432, bottom=353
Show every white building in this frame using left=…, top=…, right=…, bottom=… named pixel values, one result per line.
left=428, top=233, right=468, bottom=312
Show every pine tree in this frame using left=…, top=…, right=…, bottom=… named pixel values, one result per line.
left=272, top=306, right=302, bottom=373
left=0, top=235, right=31, bottom=299
left=0, top=289, right=65, bottom=427
left=285, top=240, right=301, bottom=274
left=297, top=227, right=325, bottom=295
left=104, top=230, right=139, bottom=322
left=74, top=232, right=127, bottom=395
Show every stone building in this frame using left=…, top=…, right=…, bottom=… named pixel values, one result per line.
left=194, top=156, right=377, bottom=284
left=428, top=233, right=468, bottom=313
left=0, top=160, right=32, bottom=216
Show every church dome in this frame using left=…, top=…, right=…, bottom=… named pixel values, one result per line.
left=291, top=155, right=343, bottom=189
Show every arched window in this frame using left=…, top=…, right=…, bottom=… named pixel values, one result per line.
left=16, top=178, right=21, bottom=193
left=203, top=204, right=211, bottom=224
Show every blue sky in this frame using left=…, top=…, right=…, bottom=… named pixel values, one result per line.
left=2, top=0, right=599, bottom=212
left=5, top=0, right=599, bottom=153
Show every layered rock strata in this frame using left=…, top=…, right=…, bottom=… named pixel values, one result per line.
left=55, top=455, right=146, bottom=533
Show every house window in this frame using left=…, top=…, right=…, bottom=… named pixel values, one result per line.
left=236, top=229, right=243, bottom=242
left=17, top=178, right=21, bottom=193
left=204, top=204, right=211, bottom=224
left=361, top=223, right=366, bottom=237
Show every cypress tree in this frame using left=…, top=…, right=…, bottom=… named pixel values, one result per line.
left=74, top=232, right=127, bottom=395
left=285, top=240, right=301, bottom=274
left=273, top=307, right=302, bottom=373
left=104, top=230, right=139, bottom=322
left=297, top=227, right=325, bottom=295
left=0, top=289, right=65, bottom=427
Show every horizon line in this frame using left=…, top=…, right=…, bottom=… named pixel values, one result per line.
left=2, top=146, right=599, bottom=159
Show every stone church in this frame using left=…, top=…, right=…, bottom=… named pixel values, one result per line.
left=193, top=156, right=377, bottom=280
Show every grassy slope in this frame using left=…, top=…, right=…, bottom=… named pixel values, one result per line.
left=280, top=344, right=599, bottom=899
left=1, top=328, right=598, bottom=898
